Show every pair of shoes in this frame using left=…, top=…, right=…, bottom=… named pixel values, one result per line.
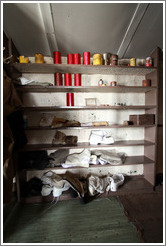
left=41, top=171, right=70, bottom=197
left=89, top=130, right=114, bottom=145
left=106, top=174, right=124, bottom=192
left=88, top=175, right=108, bottom=196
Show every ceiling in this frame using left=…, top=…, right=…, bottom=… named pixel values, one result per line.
left=3, top=2, right=163, bottom=59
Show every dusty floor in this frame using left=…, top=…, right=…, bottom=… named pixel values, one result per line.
left=118, top=185, right=163, bottom=243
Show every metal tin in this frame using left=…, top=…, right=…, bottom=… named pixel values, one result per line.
left=64, top=73, right=72, bottom=86
left=130, top=58, right=136, bottom=66
left=146, top=57, right=152, bottom=67
left=67, top=54, right=74, bottom=64
left=98, top=79, right=104, bottom=86
left=93, top=53, right=102, bottom=65
left=54, top=73, right=63, bottom=86
left=53, top=51, right=61, bottom=64
left=67, top=93, right=74, bottom=106
left=83, top=52, right=90, bottom=65
left=19, top=56, right=29, bottom=63
left=74, top=74, right=81, bottom=86
left=35, top=53, right=44, bottom=63
left=103, top=53, right=110, bottom=65
left=110, top=81, right=117, bottom=86
left=110, top=54, right=118, bottom=66
left=74, top=53, right=81, bottom=64
left=142, top=79, right=151, bottom=87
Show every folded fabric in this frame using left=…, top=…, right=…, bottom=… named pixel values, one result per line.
left=48, top=149, right=69, bottom=167
left=91, top=149, right=126, bottom=165
left=51, top=116, right=67, bottom=128
left=64, top=149, right=90, bottom=167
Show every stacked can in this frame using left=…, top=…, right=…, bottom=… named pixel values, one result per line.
left=130, top=58, right=136, bottom=66
left=74, top=74, right=81, bottom=86
left=93, top=53, right=102, bottom=65
left=64, top=73, right=72, bottom=86
left=83, top=52, right=90, bottom=65
left=54, top=73, right=63, bottom=86
left=35, top=53, right=44, bottom=63
left=74, top=53, right=81, bottom=64
left=110, top=54, right=118, bottom=66
left=67, top=54, right=74, bottom=64
left=146, top=57, right=152, bottom=67
left=103, top=53, right=110, bottom=65
left=53, top=51, right=61, bottom=64
left=67, top=93, right=74, bottom=106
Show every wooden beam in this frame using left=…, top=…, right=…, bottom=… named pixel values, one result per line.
left=38, top=3, right=59, bottom=55
left=117, top=3, right=149, bottom=58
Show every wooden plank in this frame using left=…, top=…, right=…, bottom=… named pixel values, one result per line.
left=25, top=125, right=156, bottom=131
left=15, top=85, right=157, bottom=93
left=21, top=105, right=156, bottom=111
left=12, top=63, right=156, bottom=75
left=19, top=140, right=155, bottom=152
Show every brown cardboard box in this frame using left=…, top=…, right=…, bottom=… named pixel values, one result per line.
left=129, top=114, right=155, bottom=125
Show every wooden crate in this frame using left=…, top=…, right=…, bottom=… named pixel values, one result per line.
left=129, top=114, right=155, bottom=125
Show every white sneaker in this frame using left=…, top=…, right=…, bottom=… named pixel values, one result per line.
left=41, top=184, right=53, bottom=196
left=100, top=136, right=114, bottom=145
left=52, top=182, right=70, bottom=197
left=90, top=130, right=114, bottom=145
left=106, top=174, right=124, bottom=192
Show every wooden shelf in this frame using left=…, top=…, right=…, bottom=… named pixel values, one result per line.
left=21, top=105, right=156, bottom=111
left=22, top=156, right=154, bottom=172
left=15, top=85, right=157, bottom=93
left=19, top=140, right=155, bottom=152
left=25, top=125, right=156, bottom=130
left=19, top=176, right=154, bottom=203
left=12, top=63, right=156, bottom=75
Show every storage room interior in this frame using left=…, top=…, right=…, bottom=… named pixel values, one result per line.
left=2, top=1, right=164, bottom=244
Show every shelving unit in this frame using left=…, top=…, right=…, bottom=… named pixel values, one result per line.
left=13, top=47, right=161, bottom=203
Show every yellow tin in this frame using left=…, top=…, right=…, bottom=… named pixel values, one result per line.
left=35, top=53, right=44, bottom=63
left=130, top=58, right=136, bottom=66
left=93, top=53, right=102, bottom=65
left=19, top=56, right=29, bottom=63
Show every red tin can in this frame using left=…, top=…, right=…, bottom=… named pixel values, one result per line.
left=83, top=52, right=90, bottom=65
left=53, top=51, right=61, bottom=64
left=74, top=53, right=81, bottom=64
left=54, top=73, right=63, bottom=86
left=67, top=93, right=74, bottom=106
left=67, top=54, right=74, bottom=64
left=146, top=57, right=152, bottom=67
left=74, top=74, right=81, bottom=86
left=64, top=73, right=72, bottom=86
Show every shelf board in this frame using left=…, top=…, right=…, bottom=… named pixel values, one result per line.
left=19, top=176, right=154, bottom=203
left=23, top=156, right=154, bottom=172
left=21, top=105, right=156, bottom=111
left=15, top=85, right=157, bottom=93
left=25, top=124, right=156, bottom=130
left=19, top=140, right=155, bottom=151
left=12, top=63, right=156, bottom=75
